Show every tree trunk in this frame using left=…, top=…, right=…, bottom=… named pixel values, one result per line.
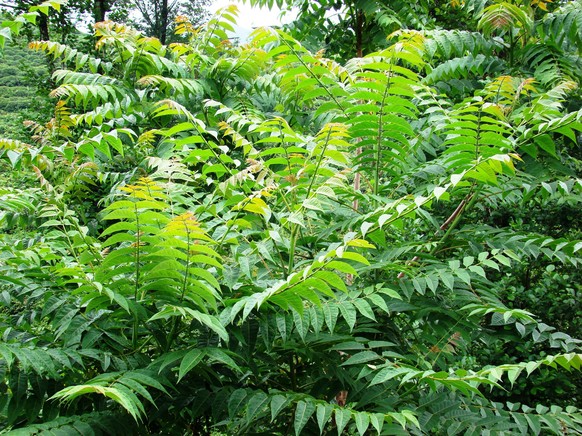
left=355, top=8, right=364, bottom=57
left=38, top=11, right=49, bottom=40
left=94, top=0, right=109, bottom=23
left=160, top=0, right=168, bottom=44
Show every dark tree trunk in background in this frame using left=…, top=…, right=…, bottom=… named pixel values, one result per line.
left=160, top=0, right=168, bottom=44
left=94, top=0, right=109, bottom=23
left=355, top=8, right=364, bottom=57
left=38, top=12, right=49, bottom=40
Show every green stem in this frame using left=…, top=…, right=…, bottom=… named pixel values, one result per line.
left=217, top=197, right=252, bottom=248
left=374, top=74, right=391, bottom=199
left=305, top=128, right=333, bottom=199
left=134, top=204, right=141, bottom=300
left=180, top=229, right=191, bottom=302
left=166, top=319, right=179, bottom=353
left=288, top=128, right=334, bottom=274
left=287, top=225, right=299, bottom=275
left=508, top=30, right=514, bottom=69
left=167, top=224, right=192, bottom=351
left=132, top=203, right=141, bottom=349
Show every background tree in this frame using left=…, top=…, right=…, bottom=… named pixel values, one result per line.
left=133, top=0, right=210, bottom=43
left=91, top=0, right=108, bottom=22
left=246, top=0, right=486, bottom=59
left=0, top=0, right=95, bottom=41
left=0, top=0, right=52, bottom=39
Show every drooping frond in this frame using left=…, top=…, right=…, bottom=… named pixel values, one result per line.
left=72, top=100, right=127, bottom=126
left=438, top=99, right=518, bottom=185
left=347, top=45, right=422, bottom=196
left=423, top=29, right=504, bottom=61
left=478, top=2, right=534, bottom=46
left=481, top=75, right=537, bottom=107
left=4, top=412, right=138, bottom=435
left=52, top=69, right=120, bottom=86
left=423, top=54, right=507, bottom=90
left=49, top=83, right=132, bottom=109
left=539, top=1, right=582, bottom=52
left=51, top=370, right=171, bottom=422
left=28, top=40, right=111, bottom=73
left=522, top=43, right=582, bottom=87
left=136, top=75, right=204, bottom=99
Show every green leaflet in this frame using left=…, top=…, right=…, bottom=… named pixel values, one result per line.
left=294, top=401, right=315, bottom=436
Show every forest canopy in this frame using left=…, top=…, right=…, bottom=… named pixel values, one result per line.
left=0, top=0, right=581, bottom=434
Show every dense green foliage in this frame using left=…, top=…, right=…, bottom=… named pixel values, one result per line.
left=0, top=1, right=582, bottom=434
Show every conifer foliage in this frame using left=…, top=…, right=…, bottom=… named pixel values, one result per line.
left=1, top=1, right=582, bottom=434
